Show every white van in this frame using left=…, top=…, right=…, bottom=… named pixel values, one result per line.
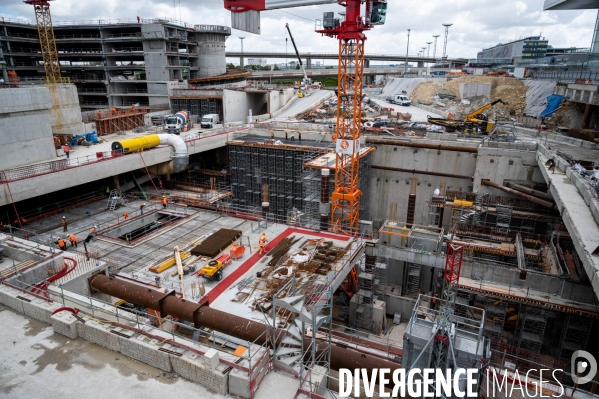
left=200, top=114, right=220, bottom=128
left=392, top=94, right=411, bottom=106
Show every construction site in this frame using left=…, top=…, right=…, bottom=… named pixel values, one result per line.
left=1, top=0, right=599, bottom=398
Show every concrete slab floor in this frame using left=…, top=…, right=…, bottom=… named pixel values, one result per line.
left=0, top=304, right=228, bottom=399
left=274, top=90, right=334, bottom=120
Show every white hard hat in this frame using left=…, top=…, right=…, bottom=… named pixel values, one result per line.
left=62, top=216, right=65, bottom=218
left=94, top=225, right=98, bottom=229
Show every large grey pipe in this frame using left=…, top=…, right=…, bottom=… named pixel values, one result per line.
left=157, top=134, right=188, bottom=173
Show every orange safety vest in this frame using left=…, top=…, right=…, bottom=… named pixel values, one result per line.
left=90, top=227, right=96, bottom=234
left=58, top=238, right=66, bottom=247
left=68, top=234, right=77, bottom=243
left=162, top=197, right=167, bottom=205
left=123, top=212, right=128, bottom=218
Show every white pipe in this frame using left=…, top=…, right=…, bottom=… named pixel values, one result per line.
left=157, top=133, right=189, bottom=173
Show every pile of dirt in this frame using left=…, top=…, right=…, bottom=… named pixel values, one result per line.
left=410, top=76, right=528, bottom=116
left=545, top=100, right=584, bottom=129
left=445, top=96, right=510, bottom=121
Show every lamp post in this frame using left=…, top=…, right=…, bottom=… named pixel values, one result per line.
left=404, top=29, right=410, bottom=75
left=442, top=23, right=453, bottom=58
left=432, top=35, right=440, bottom=59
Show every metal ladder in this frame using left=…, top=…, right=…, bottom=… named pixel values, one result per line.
left=107, top=189, right=128, bottom=211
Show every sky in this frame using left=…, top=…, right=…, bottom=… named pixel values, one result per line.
left=1, top=0, right=597, bottom=64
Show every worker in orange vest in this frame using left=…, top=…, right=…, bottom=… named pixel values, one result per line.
left=110, top=106, right=117, bottom=115
left=56, top=238, right=67, bottom=251
left=97, top=110, right=102, bottom=119
left=63, top=144, right=70, bottom=159
left=258, top=232, right=268, bottom=256
left=68, top=233, right=78, bottom=248
left=85, top=226, right=97, bottom=244
left=123, top=211, right=129, bottom=220
left=61, top=216, right=68, bottom=232
left=431, top=295, right=438, bottom=309
left=162, top=196, right=167, bottom=209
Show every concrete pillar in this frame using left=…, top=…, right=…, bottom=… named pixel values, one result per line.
left=306, top=57, right=311, bottom=70
left=417, top=61, right=424, bottom=68
left=582, top=103, right=592, bottom=129
left=319, top=169, right=330, bottom=231
left=364, top=59, right=370, bottom=68
left=112, top=174, right=121, bottom=192
left=262, top=201, right=269, bottom=217
left=240, top=57, right=244, bottom=67
left=0, top=66, right=8, bottom=83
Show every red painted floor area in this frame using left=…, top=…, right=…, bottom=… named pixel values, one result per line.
left=201, top=227, right=350, bottom=304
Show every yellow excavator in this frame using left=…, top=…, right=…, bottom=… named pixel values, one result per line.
left=428, top=99, right=508, bottom=135
left=464, top=99, right=509, bottom=134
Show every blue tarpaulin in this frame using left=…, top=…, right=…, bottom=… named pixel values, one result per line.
left=540, top=94, right=565, bottom=118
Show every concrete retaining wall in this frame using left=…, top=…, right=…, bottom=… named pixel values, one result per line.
left=47, top=84, right=86, bottom=136
left=459, top=83, right=491, bottom=100
left=0, top=86, right=58, bottom=169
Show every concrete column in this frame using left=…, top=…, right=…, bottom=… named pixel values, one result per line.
left=240, top=57, right=244, bottom=67
left=112, top=174, right=121, bottom=192
left=364, top=59, right=370, bottom=68
left=582, top=103, right=592, bottom=129
left=262, top=201, right=269, bottom=217
left=306, top=57, right=311, bottom=70
left=417, top=61, right=424, bottom=68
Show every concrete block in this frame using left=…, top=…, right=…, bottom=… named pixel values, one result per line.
left=229, top=367, right=251, bottom=398
left=51, top=310, right=79, bottom=339
left=204, top=348, right=219, bottom=371
left=0, top=284, right=25, bottom=313
left=21, top=298, right=55, bottom=324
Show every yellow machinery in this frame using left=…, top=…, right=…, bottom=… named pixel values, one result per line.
left=464, top=99, right=508, bottom=134
left=112, top=134, right=161, bottom=154
left=197, top=254, right=231, bottom=281
left=149, top=251, right=190, bottom=273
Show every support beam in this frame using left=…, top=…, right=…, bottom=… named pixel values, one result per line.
left=366, top=138, right=478, bottom=153
left=515, top=233, right=527, bottom=280
left=505, top=182, right=553, bottom=200
left=481, top=179, right=556, bottom=209
left=582, top=103, right=592, bottom=129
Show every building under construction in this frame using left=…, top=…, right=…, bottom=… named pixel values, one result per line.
left=1, top=4, right=599, bottom=399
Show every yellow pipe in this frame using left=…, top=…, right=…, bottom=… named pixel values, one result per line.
left=111, top=134, right=161, bottom=154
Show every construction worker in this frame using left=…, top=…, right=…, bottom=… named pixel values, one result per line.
left=131, top=104, right=135, bottom=112
left=110, top=106, right=117, bottom=115
left=137, top=15, right=140, bottom=23
left=56, top=237, right=67, bottom=251
left=61, top=216, right=68, bottom=232
left=140, top=203, right=146, bottom=215
left=258, top=232, right=268, bottom=256
left=162, top=196, right=167, bottom=209
left=290, top=132, right=295, bottom=141
left=68, top=233, right=78, bottom=248
left=431, top=295, right=438, bottom=309
left=158, top=179, right=163, bottom=190
left=85, top=226, right=97, bottom=244
left=270, top=131, right=274, bottom=140
left=63, top=144, right=70, bottom=159
left=105, top=186, right=110, bottom=197
left=96, top=110, right=102, bottom=120
left=298, top=131, right=301, bottom=142
left=285, top=131, right=288, bottom=141
left=123, top=211, right=129, bottom=220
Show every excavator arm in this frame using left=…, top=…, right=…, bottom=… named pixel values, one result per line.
left=466, top=99, right=508, bottom=121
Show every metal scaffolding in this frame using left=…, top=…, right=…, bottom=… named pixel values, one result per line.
left=95, top=109, right=148, bottom=135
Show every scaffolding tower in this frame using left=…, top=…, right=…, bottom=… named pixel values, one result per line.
left=516, top=305, right=549, bottom=353
left=558, top=315, right=593, bottom=361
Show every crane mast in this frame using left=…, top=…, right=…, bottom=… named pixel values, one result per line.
left=316, top=0, right=387, bottom=235
left=285, top=23, right=311, bottom=88
left=24, top=0, right=62, bottom=84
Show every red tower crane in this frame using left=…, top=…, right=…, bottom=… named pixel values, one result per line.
left=224, top=0, right=387, bottom=236
left=316, top=1, right=387, bottom=235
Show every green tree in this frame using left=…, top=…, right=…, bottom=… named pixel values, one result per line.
left=226, top=63, right=236, bottom=69
left=273, top=64, right=280, bottom=70
left=296, top=64, right=300, bottom=70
